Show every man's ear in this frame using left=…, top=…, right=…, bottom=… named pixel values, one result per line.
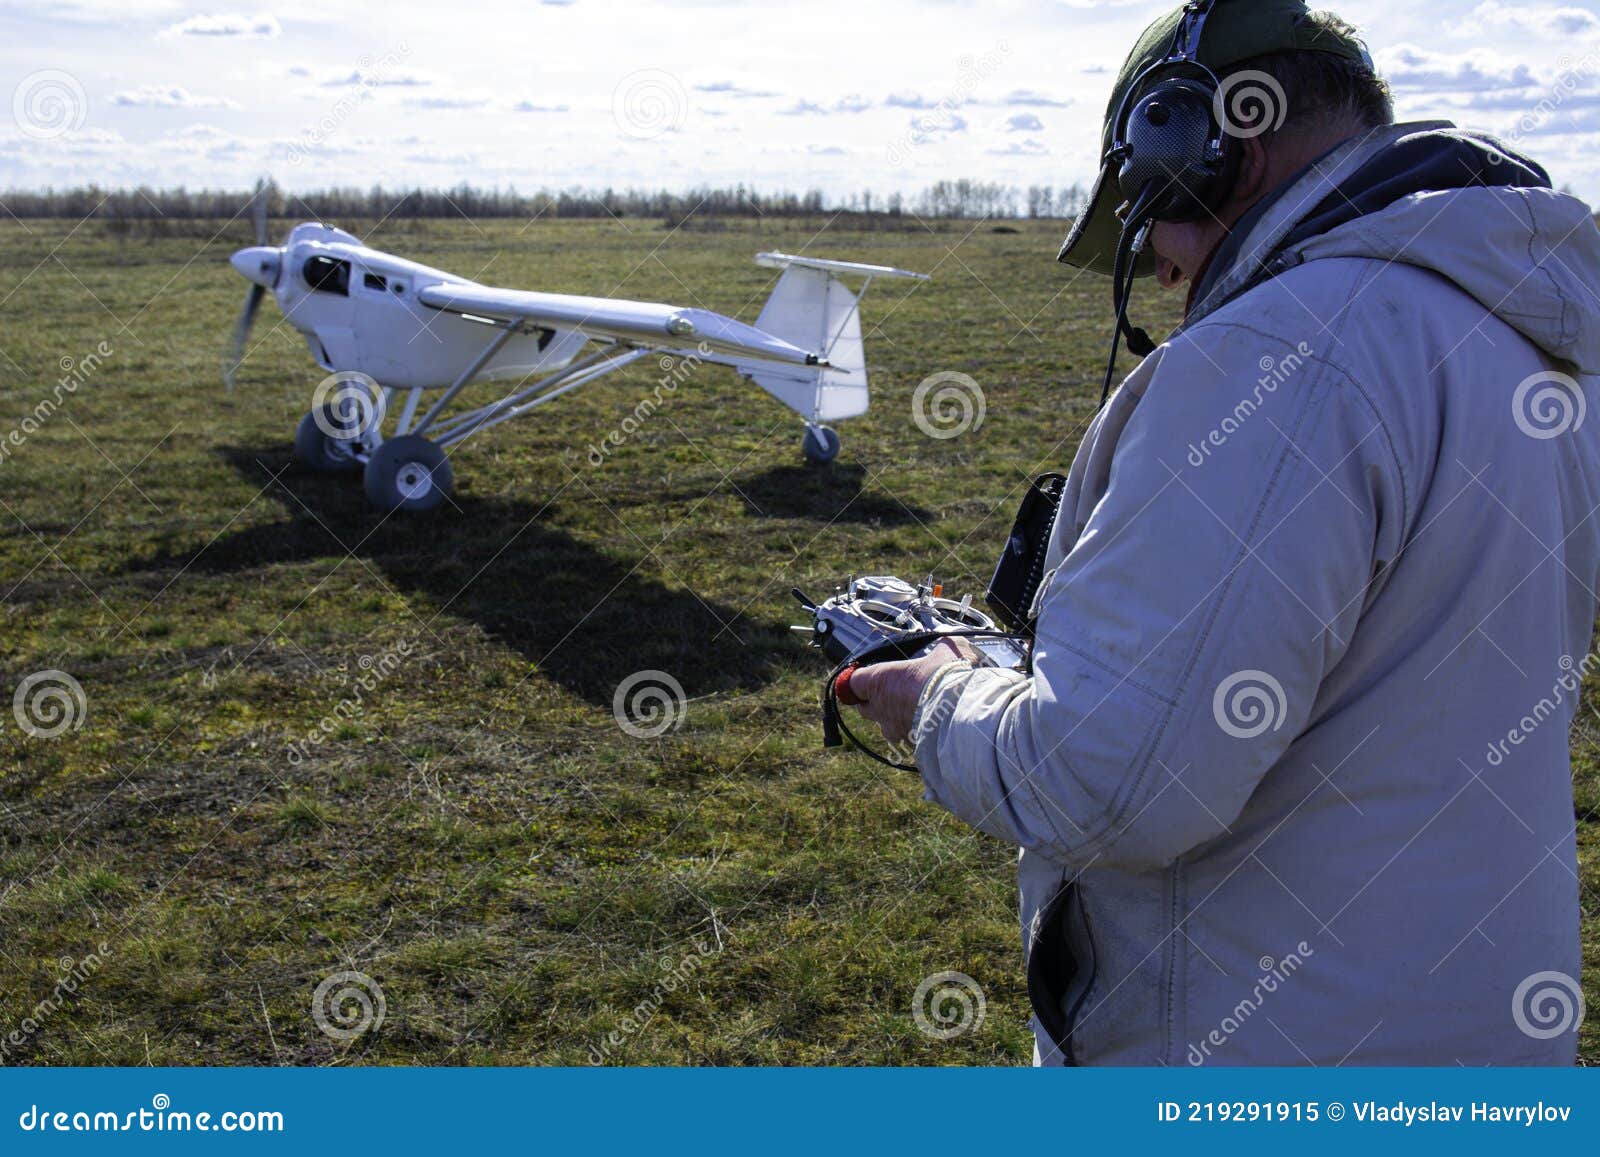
left=1225, top=135, right=1272, bottom=212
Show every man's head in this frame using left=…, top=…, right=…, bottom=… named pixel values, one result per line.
left=1058, top=0, right=1394, bottom=292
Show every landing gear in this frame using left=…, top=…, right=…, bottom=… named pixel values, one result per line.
left=363, top=434, right=453, bottom=513
left=294, top=406, right=376, bottom=474
left=802, top=424, right=841, bottom=465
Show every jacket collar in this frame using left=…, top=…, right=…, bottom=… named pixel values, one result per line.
left=1183, top=121, right=1455, bottom=328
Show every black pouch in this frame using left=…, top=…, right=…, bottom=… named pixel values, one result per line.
left=986, top=472, right=1067, bottom=635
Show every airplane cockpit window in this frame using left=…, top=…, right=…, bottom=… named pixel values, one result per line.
left=303, top=255, right=350, bottom=296
left=363, top=272, right=388, bottom=292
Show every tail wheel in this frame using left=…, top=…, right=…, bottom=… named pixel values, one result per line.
left=294, top=407, right=372, bottom=474
left=363, top=434, right=453, bottom=513
left=802, top=424, right=841, bottom=465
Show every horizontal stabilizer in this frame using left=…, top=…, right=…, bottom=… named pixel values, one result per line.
left=755, top=251, right=930, bottom=282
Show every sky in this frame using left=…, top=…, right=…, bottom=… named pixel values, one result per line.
left=3, top=0, right=1600, bottom=203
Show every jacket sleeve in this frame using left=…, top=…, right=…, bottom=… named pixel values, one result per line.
left=911, top=324, right=1406, bottom=870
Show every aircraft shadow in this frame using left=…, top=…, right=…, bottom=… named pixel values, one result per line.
left=122, top=447, right=781, bottom=705
left=673, top=464, right=934, bottom=526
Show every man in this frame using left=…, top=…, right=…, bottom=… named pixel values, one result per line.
left=849, top=0, right=1600, bottom=1065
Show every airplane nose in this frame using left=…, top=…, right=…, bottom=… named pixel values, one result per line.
left=230, top=246, right=281, bottom=289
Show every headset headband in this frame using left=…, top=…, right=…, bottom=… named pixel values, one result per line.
left=1106, top=0, right=1220, bottom=168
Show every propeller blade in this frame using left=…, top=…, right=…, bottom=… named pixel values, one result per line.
left=252, top=178, right=269, bottom=245
left=223, top=283, right=265, bottom=392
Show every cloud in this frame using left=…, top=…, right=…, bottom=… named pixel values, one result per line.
left=778, top=99, right=827, bottom=116
left=885, top=91, right=936, bottom=110
left=2, top=126, right=125, bottom=155
left=161, top=12, right=280, bottom=37
left=403, top=151, right=478, bottom=165
left=403, top=90, right=493, bottom=109
left=157, top=125, right=253, bottom=156
left=997, top=89, right=1072, bottom=108
left=1457, top=88, right=1600, bottom=114
left=109, top=85, right=240, bottom=109
left=808, top=144, right=845, bottom=155
left=833, top=94, right=872, bottom=113
left=1003, top=112, right=1044, bottom=132
left=1379, top=45, right=1535, bottom=91
left=511, top=100, right=570, bottom=113
left=693, top=81, right=778, bottom=99
left=1467, top=1, right=1599, bottom=38
left=988, top=138, right=1048, bottom=156
left=320, top=70, right=432, bottom=88
left=909, top=111, right=967, bottom=135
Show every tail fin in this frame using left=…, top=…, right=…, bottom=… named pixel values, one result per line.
left=740, top=252, right=927, bottom=424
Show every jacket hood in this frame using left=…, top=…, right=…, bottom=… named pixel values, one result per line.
left=1188, top=122, right=1600, bottom=373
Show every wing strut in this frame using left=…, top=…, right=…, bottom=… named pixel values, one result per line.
left=412, top=322, right=521, bottom=437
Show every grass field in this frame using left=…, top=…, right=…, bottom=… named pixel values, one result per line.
left=0, top=213, right=1595, bottom=1065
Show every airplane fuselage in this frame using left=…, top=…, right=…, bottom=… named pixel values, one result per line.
left=231, top=223, right=587, bottom=390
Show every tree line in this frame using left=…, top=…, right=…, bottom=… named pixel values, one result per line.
left=0, top=180, right=1090, bottom=222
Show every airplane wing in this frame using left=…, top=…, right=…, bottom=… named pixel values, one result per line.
left=415, top=282, right=824, bottom=369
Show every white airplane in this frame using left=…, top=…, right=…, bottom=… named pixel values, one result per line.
left=223, top=193, right=928, bottom=512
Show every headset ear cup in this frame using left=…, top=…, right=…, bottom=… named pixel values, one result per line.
left=1116, top=77, right=1227, bottom=222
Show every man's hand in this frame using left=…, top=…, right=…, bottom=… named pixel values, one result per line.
left=844, top=637, right=978, bottom=745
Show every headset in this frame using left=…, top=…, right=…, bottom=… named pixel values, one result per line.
left=1109, top=0, right=1236, bottom=226
left=1097, top=0, right=1236, bottom=406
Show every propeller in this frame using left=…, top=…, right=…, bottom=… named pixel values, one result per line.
left=223, top=283, right=266, bottom=393
left=251, top=175, right=268, bottom=246
left=223, top=179, right=277, bottom=392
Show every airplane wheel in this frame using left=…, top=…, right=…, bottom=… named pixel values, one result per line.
left=802, top=424, right=841, bottom=465
left=295, top=407, right=369, bottom=474
left=364, top=435, right=453, bottom=513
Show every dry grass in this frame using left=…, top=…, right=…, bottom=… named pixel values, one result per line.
left=0, top=214, right=1593, bottom=1065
